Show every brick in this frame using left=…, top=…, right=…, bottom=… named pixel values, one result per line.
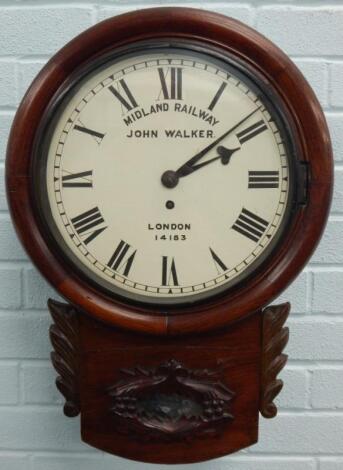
left=97, top=4, right=253, bottom=25
left=288, top=319, right=343, bottom=360
left=102, top=455, right=315, bottom=470
left=0, top=267, right=21, bottom=309
left=257, top=7, right=343, bottom=56
left=0, top=61, right=16, bottom=107
left=312, top=271, right=343, bottom=314
left=0, top=216, right=27, bottom=261
left=320, top=459, right=343, bottom=470
left=276, top=368, right=309, bottom=409
left=0, top=409, right=86, bottom=451
left=0, top=313, right=50, bottom=359
left=202, top=5, right=254, bottom=25
left=0, top=364, right=19, bottom=404
left=34, top=455, right=111, bottom=470
left=276, top=271, right=308, bottom=313
left=0, top=165, right=8, bottom=211
left=293, top=59, right=327, bottom=107
left=0, top=7, right=93, bottom=56
left=17, top=60, right=47, bottom=104
left=222, top=458, right=315, bottom=470
left=23, top=267, right=59, bottom=310
left=0, top=112, right=14, bottom=162
left=252, top=415, right=343, bottom=453
left=330, top=63, right=343, bottom=108
left=0, top=456, right=28, bottom=470
left=312, top=369, right=343, bottom=409
left=326, top=113, right=343, bottom=161
left=310, top=221, right=343, bottom=265
left=332, top=169, right=343, bottom=213
left=23, top=363, right=61, bottom=405
left=96, top=5, right=127, bottom=22
left=100, top=0, right=195, bottom=3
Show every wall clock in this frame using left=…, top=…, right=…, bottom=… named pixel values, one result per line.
left=6, top=7, right=333, bottom=463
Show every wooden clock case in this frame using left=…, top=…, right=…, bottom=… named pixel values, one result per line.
left=6, top=7, right=333, bottom=464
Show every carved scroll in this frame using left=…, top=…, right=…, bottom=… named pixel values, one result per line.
left=48, top=299, right=80, bottom=417
left=107, top=359, right=235, bottom=442
left=260, top=303, right=290, bottom=418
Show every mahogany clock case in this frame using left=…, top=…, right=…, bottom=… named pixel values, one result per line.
left=6, top=8, right=333, bottom=335
left=4, top=7, right=333, bottom=464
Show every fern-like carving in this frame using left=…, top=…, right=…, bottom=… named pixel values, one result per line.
left=48, top=299, right=80, bottom=417
left=260, top=303, right=290, bottom=419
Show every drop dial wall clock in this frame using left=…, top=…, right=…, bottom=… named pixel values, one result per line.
left=6, top=7, right=333, bottom=463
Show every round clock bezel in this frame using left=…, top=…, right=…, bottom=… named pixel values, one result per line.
left=6, top=7, right=333, bottom=335
left=32, top=41, right=297, bottom=308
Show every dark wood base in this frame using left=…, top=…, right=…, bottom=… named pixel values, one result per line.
left=49, top=301, right=289, bottom=463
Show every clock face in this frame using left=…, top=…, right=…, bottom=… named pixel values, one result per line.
left=36, top=43, right=295, bottom=306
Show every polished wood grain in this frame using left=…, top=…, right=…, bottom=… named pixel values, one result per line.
left=6, top=7, right=333, bottom=335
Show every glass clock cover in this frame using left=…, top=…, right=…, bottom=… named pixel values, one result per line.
left=36, top=44, right=294, bottom=306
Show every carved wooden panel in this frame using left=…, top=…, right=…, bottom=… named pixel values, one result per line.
left=78, top=310, right=261, bottom=463
left=107, top=359, right=235, bottom=442
left=260, top=302, right=290, bottom=418
left=48, top=299, right=80, bottom=417
left=48, top=301, right=290, bottom=462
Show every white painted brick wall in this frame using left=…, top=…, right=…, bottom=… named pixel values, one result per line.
left=330, top=63, right=343, bottom=108
left=0, top=1, right=342, bottom=469
left=0, top=364, right=19, bottom=405
left=256, top=6, right=343, bottom=56
left=0, top=7, right=93, bottom=56
left=311, top=369, right=343, bottom=409
left=320, top=459, right=343, bottom=470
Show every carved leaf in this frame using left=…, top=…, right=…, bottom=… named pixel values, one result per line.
left=260, top=303, right=290, bottom=419
left=48, top=299, right=80, bottom=417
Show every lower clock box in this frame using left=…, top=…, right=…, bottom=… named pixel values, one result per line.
left=49, top=300, right=289, bottom=464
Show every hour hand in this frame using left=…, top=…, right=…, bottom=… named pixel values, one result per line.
left=160, top=145, right=241, bottom=188
left=181, top=145, right=241, bottom=173
left=217, top=145, right=241, bottom=165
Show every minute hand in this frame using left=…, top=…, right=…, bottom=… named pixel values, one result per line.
left=176, top=107, right=261, bottom=177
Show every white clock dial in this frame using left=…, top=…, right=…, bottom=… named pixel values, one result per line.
left=41, top=46, right=292, bottom=305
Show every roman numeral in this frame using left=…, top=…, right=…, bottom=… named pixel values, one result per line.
left=162, top=256, right=179, bottom=286
left=62, top=170, right=93, bottom=188
left=73, top=123, right=105, bottom=144
left=236, top=120, right=268, bottom=144
left=158, top=68, right=183, bottom=100
left=209, top=248, right=228, bottom=274
left=232, top=208, right=269, bottom=243
left=109, top=79, right=139, bottom=112
left=208, top=82, right=227, bottom=111
left=71, top=207, right=106, bottom=245
left=248, top=171, right=280, bottom=189
left=107, top=240, right=136, bottom=277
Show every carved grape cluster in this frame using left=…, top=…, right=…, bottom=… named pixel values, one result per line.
left=203, top=398, right=228, bottom=420
left=112, top=396, right=137, bottom=418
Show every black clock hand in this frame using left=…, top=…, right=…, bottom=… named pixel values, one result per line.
left=180, top=145, right=241, bottom=175
left=161, top=107, right=260, bottom=188
left=217, top=145, right=241, bottom=165
left=175, top=107, right=260, bottom=177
